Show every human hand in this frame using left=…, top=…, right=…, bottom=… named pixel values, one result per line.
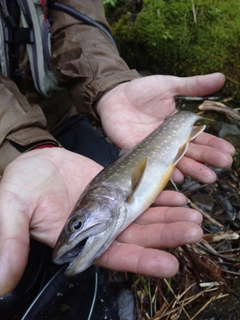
left=0, top=148, right=102, bottom=297
left=96, top=73, right=235, bottom=183
left=0, top=148, right=202, bottom=296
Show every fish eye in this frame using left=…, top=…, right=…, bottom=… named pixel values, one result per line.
left=69, top=218, right=83, bottom=232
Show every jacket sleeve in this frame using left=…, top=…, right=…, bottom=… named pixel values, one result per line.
left=0, top=74, right=60, bottom=175
left=49, top=0, right=141, bottom=117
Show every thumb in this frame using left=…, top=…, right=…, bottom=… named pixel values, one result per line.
left=0, top=189, right=30, bottom=297
left=173, top=72, right=225, bottom=97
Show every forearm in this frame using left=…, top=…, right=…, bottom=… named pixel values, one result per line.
left=49, top=0, right=140, bottom=117
left=0, top=75, right=60, bottom=175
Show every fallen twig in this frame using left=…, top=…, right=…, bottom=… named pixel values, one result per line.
left=187, top=198, right=224, bottom=229
left=198, top=100, right=240, bottom=122
left=203, top=230, right=239, bottom=242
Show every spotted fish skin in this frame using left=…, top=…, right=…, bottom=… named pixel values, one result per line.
left=53, top=111, right=205, bottom=276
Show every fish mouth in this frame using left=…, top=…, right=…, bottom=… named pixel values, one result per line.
left=53, top=228, right=113, bottom=276
left=65, top=232, right=110, bottom=276
left=53, top=238, right=88, bottom=264
left=53, top=219, right=110, bottom=265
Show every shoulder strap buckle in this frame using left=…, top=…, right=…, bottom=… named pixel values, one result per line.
left=4, top=25, right=34, bottom=44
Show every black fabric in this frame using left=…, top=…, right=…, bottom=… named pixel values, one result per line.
left=51, top=114, right=119, bottom=167
left=21, top=266, right=119, bottom=320
left=6, top=0, right=20, bottom=27
left=22, top=265, right=98, bottom=320
left=5, top=0, right=25, bottom=92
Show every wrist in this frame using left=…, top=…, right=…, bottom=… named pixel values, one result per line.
left=95, top=84, right=124, bottom=118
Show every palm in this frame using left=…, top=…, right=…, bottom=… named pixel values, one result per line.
left=0, top=148, right=105, bottom=296
left=97, top=76, right=177, bottom=148
left=0, top=148, right=103, bottom=247
left=97, top=74, right=235, bottom=182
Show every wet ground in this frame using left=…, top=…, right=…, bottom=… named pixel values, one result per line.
left=185, top=278, right=240, bottom=320
left=178, top=100, right=240, bottom=320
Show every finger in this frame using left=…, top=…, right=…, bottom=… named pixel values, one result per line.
left=192, top=132, right=235, bottom=156
left=186, top=142, right=233, bottom=169
left=0, top=190, right=30, bottom=297
left=153, top=190, right=186, bottom=206
left=96, top=242, right=180, bottom=278
left=136, top=207, right=203, bottom=225
left=171, top=167, right=185, bottom=183
left=117, top=221, right=203, bottom=248
left=174, top=133, right=234, bottom=184
left=173, top=73, right=225, bottom=97
left=177, top=156, right=217, bottom=183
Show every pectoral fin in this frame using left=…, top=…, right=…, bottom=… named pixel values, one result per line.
left=173, top=143, right=189, bottom=166
left=189, top=125, right=206, bottom=141
left=173, top=125, right=206, bottom=166
left=127, top=157, right=148, bottom=203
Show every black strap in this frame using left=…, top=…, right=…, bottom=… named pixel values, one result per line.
left=7, top=0, right=20, bottom=26
left=1, top=0, right=33, bottom=92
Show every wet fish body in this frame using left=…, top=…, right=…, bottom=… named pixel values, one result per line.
left=53, top=111, right=205, bottom=276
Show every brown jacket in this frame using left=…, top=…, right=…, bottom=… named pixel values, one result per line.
left=0, top=0, right=140, bottom=175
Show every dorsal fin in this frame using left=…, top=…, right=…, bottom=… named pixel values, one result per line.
left=127, top=158, right=148, bottom=203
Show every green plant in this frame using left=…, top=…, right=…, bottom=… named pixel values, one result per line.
left=107, top=0, right=240, bottom=97
left=103, top=0, right=119, bottom=7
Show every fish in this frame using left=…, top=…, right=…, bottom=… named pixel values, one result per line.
left=52, top=111, right=205, bottom=276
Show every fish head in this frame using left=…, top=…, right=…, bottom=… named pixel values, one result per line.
left=52, top=185, right=126, bottom=276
